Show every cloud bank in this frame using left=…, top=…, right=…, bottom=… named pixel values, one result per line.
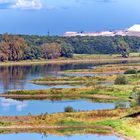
left=0, top=0, right=43, bottom=10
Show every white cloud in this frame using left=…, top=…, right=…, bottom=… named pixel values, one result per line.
left=0, top=0, right=8, bottom=3
left=11, top=0, right=43, bottom=10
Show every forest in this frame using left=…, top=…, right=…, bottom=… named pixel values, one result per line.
left=0, top=33, right=140, bottom=61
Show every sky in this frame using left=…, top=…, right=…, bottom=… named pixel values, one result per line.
left=0, top=0, right=140, bottom=35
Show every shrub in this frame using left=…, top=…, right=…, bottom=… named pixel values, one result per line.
left=64, top=106, right=74, bottom=112
left=114, top=75, right=127, bottom=85
left=115, top=102, right=127, bottom=109
left=137, top=70, right=140, bottom=73
left=131, top=91, right=140, bottom=105
left=124, top=69, right=137, bottom=74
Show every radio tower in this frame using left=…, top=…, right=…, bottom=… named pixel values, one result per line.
left=48, top=30, right=50, bottom=36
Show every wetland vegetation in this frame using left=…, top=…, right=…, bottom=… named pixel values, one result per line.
left=0, top=56, right=140, bottom=140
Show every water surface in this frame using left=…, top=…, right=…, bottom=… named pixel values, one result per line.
left=0, top=98, right=129, bottom=116
left=0, top=133, right=124, bottom=140
left=0, top=63, right=94, bottom=93
left=0, top=62, right=132, bottom=93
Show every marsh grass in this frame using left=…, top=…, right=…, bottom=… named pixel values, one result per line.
left=63, top=62, right=140, bottom=75
left=0, top=107, right=140, bottom=139
left=6, top=84, right=133, bottom=100
left=31, top=76, right=108, bottom=86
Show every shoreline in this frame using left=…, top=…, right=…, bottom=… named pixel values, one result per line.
left=0, top=93, right=122, bottom=100
left=1, top=57, right=140, bottom=66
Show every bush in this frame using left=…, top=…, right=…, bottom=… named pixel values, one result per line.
left=124, top=69, right=137, bottom=74
left=114, top=75, right=127, bottom=85
left=131, top=91, right=140, bottom=105
left=137, top=70, right=140, bottom=73
left=64, top=106, right=74, bottom=112
left=115, top=102, right=127, bottom=109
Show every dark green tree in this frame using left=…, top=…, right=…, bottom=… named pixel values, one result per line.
left=60, top=42, right=74, bottom=58
left=116, top=38, right=130, bottom=58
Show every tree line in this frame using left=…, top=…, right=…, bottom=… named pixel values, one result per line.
left=0, top=34, right=74, bottom=61
left=0, top=33, right=140, bottom=61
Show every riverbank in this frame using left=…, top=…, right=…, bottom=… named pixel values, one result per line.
left=1, top=54, right=140, bottom=66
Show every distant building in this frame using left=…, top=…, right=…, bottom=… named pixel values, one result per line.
left=63, top=24, right=140, bottom=37
left=63, top=32, right=78, bottom=37
left=64, top=31, right=115, bottom=37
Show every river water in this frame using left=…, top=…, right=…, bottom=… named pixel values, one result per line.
left=0, top=133, right=124, bottom=140
left=0, top=63, right=127, bottom=139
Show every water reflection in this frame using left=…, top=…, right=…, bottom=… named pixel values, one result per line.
left=0, top=61, right=138, bottom=93
left=0, top=98, right=129, bottom=116
left=0, top=63, right=94, bottom=93
left=0, top=133, right=124, bottom=140
left=0, top=98, right=27, bottom=112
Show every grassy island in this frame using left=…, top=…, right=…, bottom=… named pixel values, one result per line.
left=0, top=107, right=139, bottom=139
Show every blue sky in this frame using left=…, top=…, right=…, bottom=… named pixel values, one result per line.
left=0, top=0, right=140, bottom=35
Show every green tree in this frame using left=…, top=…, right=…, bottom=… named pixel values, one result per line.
left=24, top=45, right=43, bottom=60
left=116, top=38, right=130, bottom=58
left=60, top=42, right=74, bottom=58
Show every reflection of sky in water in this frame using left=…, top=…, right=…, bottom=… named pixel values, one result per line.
left=0, top=98, right=130, bottom=116
left=0, top=98, right=27, bottom=112
left=0, top=134, right=124, bottom=140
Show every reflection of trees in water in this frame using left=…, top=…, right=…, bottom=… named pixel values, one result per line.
left=0, top=63, right=95, bottom=92
left=60, top=63, right=93, bottom=71
left=0, top=66, right=26, bottom=91
left=0, top=64, right=62, bottom=92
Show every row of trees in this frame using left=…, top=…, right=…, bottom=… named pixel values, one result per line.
left=21, top=35, right=140, bottom=57
left=1, top=34, right=140, bottom=61
left=0, top=34, right=74, bottom=61
left=65, top=36, right=131, bottom=57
